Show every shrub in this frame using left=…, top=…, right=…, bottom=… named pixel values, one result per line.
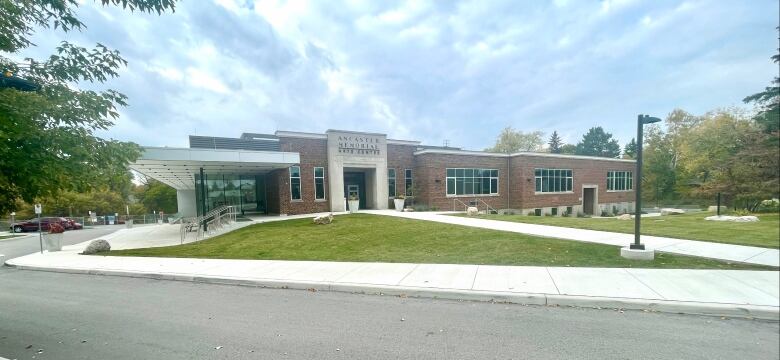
left=48, top=223, right=65, bottom=234
left=732, top=209, right=752, bottom=216
left=755, top=199, right=780, bottom=213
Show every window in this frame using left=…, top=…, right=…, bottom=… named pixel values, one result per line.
left=535, top=168, right=573, bottom=193
left=289, top=166, right=301, bottom=200
left=314, top=167, right=325, bottom=200
left=446, top=168, right=499, bottom=195
left=607, top=171, right=633, bottom=191
left=405, top=169, right=413, bottom=197
left=388, top=168, right=396, bottom=197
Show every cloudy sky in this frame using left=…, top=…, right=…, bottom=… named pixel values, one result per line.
left=22, top=0, right=779, bottom=150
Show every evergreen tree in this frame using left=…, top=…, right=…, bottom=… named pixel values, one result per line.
left=623, top=138, right=638, bottom=159
left=574, top=127, right=621, bottom=158
left=548, top=131, right=563, bottom=153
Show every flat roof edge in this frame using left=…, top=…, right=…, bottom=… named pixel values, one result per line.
left=274, top=131, right=328, bottom=139
left=413, top=148, right=636, bottom=162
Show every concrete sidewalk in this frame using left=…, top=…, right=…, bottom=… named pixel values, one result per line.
left=7, top=252, right=779, bottom=319
left=363, top=210, right=780, bottom=267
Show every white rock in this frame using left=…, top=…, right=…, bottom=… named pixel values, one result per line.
left=81, top=239, right=111, bottom=254
left=313, top=214, right=333, bottom=225
left=466, top=207, right=479, bottom=216
left=705, top=215, right=759, bottom=222
left=707, top=206, right=727, bottom=213
left=616, top=214, right=632, bottom=220
left=660, top=208, right=686, bottom=216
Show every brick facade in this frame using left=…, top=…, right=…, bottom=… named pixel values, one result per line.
left=266, top=134, right=635, bottom=216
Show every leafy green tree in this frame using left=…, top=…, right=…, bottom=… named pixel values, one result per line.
left=574, top=127, right=621, bottom=158
left=548, top=131, right=563, bottom=153
left=135, top=179, right=178, bottom=214
left=0, top=0, right=175, bottom=215
left=743, top=29, right=779, bottom=137
left=623, top=138, right=637, bottom=159
left=559, top=144, right=577, bottom=154
left=485, top=127, right=544, bottom=153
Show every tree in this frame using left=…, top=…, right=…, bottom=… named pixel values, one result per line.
left=574, top=127, right=621, bottom=158
left=559, top=144, right=576, bottom=154
left=548, top=131, right=563, bottom=153
left=623, top=138, right=637, bottom=159
left=743, top=28, right=779, bottom=137
left=0, top=0, right=176, bottom=215
left=135, top=179, right=178, bottom=214
left=485, top=127, right=544, bottom=153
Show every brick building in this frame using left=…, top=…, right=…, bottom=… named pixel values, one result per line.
left=130, top=129, right=635, bottom=217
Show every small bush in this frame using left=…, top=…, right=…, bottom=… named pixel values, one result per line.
left=732, top=209, right=752, bottom=216
left=755, top=199, right=780, bottom=213
left=576, top=212, right=585, bottom=218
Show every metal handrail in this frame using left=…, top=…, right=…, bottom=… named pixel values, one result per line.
left=475, top=198, right=497, bottom=214
left=179, top=205, right=239, bottom=244
left=452, top=198, right=469, bottom=211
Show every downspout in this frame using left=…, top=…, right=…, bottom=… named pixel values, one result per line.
left=506, top=155, right=511, bottom=210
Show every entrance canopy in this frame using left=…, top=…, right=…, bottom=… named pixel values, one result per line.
left=130, top=147, right=300, bottom=190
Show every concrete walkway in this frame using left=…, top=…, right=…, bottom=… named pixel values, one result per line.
left=363, top=210, right=780, bottom=267
left=5, top=212, right=779, bottom=319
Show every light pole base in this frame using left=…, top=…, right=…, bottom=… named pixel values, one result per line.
left=621, top=247, right=655, bottom=261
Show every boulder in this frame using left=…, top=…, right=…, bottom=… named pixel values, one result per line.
left=707, top=206, right=727, bottom=213
left=660, top=208, right=685, bottom=216
left=313, top=214, right=333, bottom=225
left=705, top=215, right=759, bottom=222
left=403, top=207, right=415, bottom=212
left=466, top=207, right=479, bottom=216
left=82, top=239, right=111, bottom=255
left=616, top=214, right=632, bottom=220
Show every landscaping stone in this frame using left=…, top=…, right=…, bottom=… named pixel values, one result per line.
left=705, top=215, right=759, bottom=222
left=616, top=214, right=632, bottom=220
left=660, top=208, right=685, bottom=216
left=313, top=214, right=333, bottom=225
left=466, top=207, right=479, bottom=216
left=82, top=239, right=111, bottom=255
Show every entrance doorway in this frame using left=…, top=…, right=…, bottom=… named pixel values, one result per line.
left=344, top=171, right=367, bottom=209
left=582, top=187, right=595, bottom=215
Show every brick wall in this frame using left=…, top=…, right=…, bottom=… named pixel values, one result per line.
left=414, top=153, right=509, bottom=211
left=274, top=137, right=330, bottom=215
left=387, top=144, right=416, bottom=206
left=509, top=155, right=635, bottom=210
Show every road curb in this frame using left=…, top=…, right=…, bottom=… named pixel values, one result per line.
left=7, top=263, right=778, bottom=320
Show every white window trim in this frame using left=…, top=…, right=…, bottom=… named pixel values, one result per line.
left=445, top=168, right=500, bottom=196
left=313, top=166, right=326, bottom=200
left=607, top=170, right=633, bottom=192
left=289, top=165, right=302, bottom=201
left=534, top=168, right=574, bottom=193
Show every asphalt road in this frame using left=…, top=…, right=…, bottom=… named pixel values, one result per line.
left=0, top=270, right=777, bottom=360
left=0, top=226, right=121, bottom=261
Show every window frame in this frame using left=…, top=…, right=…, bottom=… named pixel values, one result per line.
left=289, top=165, right=302, bottom=201
left=313, top=166, right=326, bottom=200
left=534, top=168, right=574, bottom=194
left=607, top=170, right=633, bottom=192
left=388, top=168, right=396, bottom=198
left=404, top=169, right=413, bottom=197
left=445, top=168, right=500, bottom=196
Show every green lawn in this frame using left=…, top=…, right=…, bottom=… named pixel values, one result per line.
left=109, top=214, right=774, bottom=270
left=453, top=212, right=780, bottom=249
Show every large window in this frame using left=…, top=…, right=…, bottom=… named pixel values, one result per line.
left=404, top=169, right=413, bottom=197
left=446, top=168, right=499, bottom=196
left=289, top=166, right=301, bottom=200
left=535, top=168, right=573, bottom=193
left=607, top=171, right=633, bottom=191
left=314, top=167, right=326, bottom=200
left=388, top=168, right=396, bottom=197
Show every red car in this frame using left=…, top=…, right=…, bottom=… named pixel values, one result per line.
left=10, top=217, right=70, bottom=233
left=66, top=218, right=84, bottom=230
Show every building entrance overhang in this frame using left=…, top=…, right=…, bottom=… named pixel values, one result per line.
left=129, top=147, right=300, bottom=190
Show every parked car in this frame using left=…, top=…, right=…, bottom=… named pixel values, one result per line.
left=10, top=217, right=68, bottom=233
left=66, top=218, right=83, bottom=230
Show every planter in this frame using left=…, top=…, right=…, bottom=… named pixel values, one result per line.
left=126, top=219, right=134, bottom=229
left=44, top=233, right=63, bottom=252
left=393, top=198, right=405, bottom=211
left=348, top=200, right=360, bottom=213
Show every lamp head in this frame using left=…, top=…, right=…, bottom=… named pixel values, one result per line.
left=642, top=115, right=662, bottom=124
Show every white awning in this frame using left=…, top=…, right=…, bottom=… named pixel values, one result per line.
left=130, top=147, right=300, bottom=190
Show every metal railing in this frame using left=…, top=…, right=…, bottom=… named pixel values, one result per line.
left=452, top=198, right=497, bottom=214
left=179, top=205, right=238, bottom=244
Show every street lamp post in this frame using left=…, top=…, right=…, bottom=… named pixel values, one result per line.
left=631, top=114, right=662, bottom=250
